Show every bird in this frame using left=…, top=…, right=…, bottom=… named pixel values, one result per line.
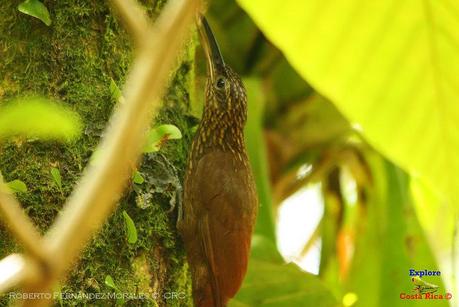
left=177, top=15, right=258, bottom=307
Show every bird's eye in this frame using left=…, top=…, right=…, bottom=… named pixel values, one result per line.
left=215, top=77, right=226, bottom=89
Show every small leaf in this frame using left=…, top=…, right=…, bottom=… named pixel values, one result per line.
left=18, top=0, right=52, bottom=26
left=109, top=78, right=122, bottom=101
left=132, top=171, right=144, bottom=185
left=6, top=180, right=28, bottom=193
left=0, top=97, right=81, bottom=141
left=104, top=275, right=119, bottom=291
left=105, top=274, right=125, bottom=305
left=190, top=125, right=198, bottom=134
left=50, top=167, right=62, bottom=190
left=122, top=210, right=138, bottom=244
left=143, top=124, right=182, bottom=153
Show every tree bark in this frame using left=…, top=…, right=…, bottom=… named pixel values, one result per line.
left=0, top=1, right=194, bottom=306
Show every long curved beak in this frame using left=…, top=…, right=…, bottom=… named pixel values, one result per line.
left=198, top=15, right=224, bottom=81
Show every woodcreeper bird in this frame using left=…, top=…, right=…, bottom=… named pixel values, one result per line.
left=177, top=16, right=258, bottom=307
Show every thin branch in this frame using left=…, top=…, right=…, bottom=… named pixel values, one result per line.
left=299, top=218, right=322, bottom=258
left=17, top=0, right=200, bottom=305
left=273, top=145, right=370, bottom=204
left=0, top=254, right=41, bottom=294
left=110, top=0, right=149, bottom=45
left=0, top=183, right=48, bottom=263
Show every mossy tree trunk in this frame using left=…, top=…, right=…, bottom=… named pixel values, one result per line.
left=0, top=1, right=195, bottom=306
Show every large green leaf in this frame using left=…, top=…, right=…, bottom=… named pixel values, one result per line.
left=346, top=153, right=449, bottom=307
left=236, top=0, right=459, bottom=205
left=231, top=235, right=339, bottom=307
left=410, top=178, right=456, bottom=297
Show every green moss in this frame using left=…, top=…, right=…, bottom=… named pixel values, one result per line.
left=0, top=1, right=195, bottom=306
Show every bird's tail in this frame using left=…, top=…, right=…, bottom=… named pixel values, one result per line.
left=198, top=217, right=225, bottom=307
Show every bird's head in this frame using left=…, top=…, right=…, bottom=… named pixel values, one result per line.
left=198, top=16, right=247, bottom=118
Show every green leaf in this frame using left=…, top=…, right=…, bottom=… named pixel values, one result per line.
left=237, top=0, right=459, bottom=206
left=18, top=0, right=52, bottom=26
left=132, top=171, right=145, bottom=185
left=109, top=78, right=122, bottom=101
left=104, top=275, right=119, bottom=291
left=231, top=235, right=339, bottom=307
left=190, top=125, right=198, bottom=135
left=50, top=167, right=62, bottom=190
left=0, top=97, right=81, bottom=141
left=122, top=210, right=138, bottom=244
left=345, top=154, right=448, bottom=307
left=6, top=180, right=28, bottom=193
left=244, top=78, right=276, bottom=242
left=104, top=275, right=125, bottom=305
left=143, top=124, right=182, bottom=153
left=232, top=261, right=339, bottom=307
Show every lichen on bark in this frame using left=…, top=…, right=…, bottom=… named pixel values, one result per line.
left=0, top=1, right=195, bottom=306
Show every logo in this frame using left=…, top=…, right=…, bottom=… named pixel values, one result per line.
left=411, top=276, right=438, bottom=295
left=399, top=269, right=452, bottom=300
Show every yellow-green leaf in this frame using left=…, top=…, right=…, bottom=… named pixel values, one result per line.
left=50, top=167, right=62, bottom=190
left=18, top=0, right=52, bottom=26
left=104, top=275, right=124, bottom=305
left=0, top=97, right=81, bottom=141
left=122, top=210, right=138, bottom=244
left=6, top=180, right=28, bottom=193
left=109, top=78, right=122, bottom=101
left=104, top=275, right=118, bottom=291
left=132, top=170, right=145, bottom=185
left=237, top=0, right=459, bottom=205
left=143, top=124, right=182, bottom=153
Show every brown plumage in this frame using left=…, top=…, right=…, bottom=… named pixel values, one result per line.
left=177, top=16, right=258, bottom=307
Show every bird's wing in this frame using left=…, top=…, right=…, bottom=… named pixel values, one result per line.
left=192, top=151, right=258, bottom=303
left=199, top=214, right=222, bottom=306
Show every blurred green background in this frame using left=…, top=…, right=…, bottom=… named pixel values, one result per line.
left=199, top=0, right=458, bottom=306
